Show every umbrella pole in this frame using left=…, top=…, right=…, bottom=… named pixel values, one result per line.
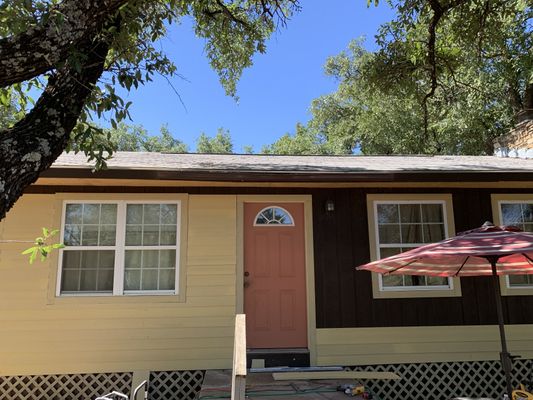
left=490, top=259, right=513, bottom=397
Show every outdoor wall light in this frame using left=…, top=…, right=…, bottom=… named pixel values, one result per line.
left=325, top=200, right=335, bottom=213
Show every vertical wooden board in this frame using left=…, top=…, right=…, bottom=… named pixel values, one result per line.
left=474, top=275, right=500, bottom=325
left=351, top=189, right=374, bottom=327
left=231, top=315, right=246, bottom=400
left=455, top=189, right=498, bottom=326
left=428, top=297, right=465, bottom=326
left=314, top=186, right=533, bottom=330
left=318, top=191, right=339, bottom=328
left=311, top=190, right=327, bottom=328
left=458, top=276, right=480, bottom=325
left=322, top=191, right=342, bottom=329
left=312, top=190, right=340, bottom=328
left=505, top=296, right=527, bottom=324
left=335, top=190, right=357, bottom=328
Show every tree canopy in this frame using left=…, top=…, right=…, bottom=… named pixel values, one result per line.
left=266, top=1, right=532, bottom=155
left=261, top=123, right=329, bottom=155
left=196, top=128, right=233, bottom=153
left=0, top=0, right=300, bottom=219
left=106, top=123, right=188, bottom=152
left=103, top=123, right=237, bottom=153
left=1, top=0, right=532, bottom=220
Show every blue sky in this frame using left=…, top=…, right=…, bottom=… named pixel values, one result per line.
left=118, top=1, right=394, bottom=153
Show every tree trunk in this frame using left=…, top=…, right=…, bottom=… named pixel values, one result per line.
left=524, top=83, right=533, bottom=111
left=0, top=0, right=126, bottom=88
left=0, top=37, right=110, bottom=220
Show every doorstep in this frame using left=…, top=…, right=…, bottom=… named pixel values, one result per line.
left=247, top=348, right=310, bottom=368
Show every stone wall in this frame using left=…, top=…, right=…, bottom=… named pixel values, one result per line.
left=494, top=117, right=533, bottom=158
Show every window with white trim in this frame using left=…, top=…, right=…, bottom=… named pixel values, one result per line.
left=374, top=200, right=452, bottom=290
left=59, top=201, right=180, bottom=296
left=499, top=200, right=533, bottom=287
left=254, top=206, right=294, bottom=225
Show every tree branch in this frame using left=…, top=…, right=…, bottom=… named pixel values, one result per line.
left=0, top=0, right=128, bottom=88
left=421, top=0, right=468, bottom=138
left=421, top=0, right=445, bottom=138
left=214, top=0, right=248, bottom=26
left=0, top=32, right=111, bottom=219
left=524, top=83, right=533, bottom=111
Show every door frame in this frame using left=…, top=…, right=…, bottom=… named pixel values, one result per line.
left=236, top=195, right=316, bottom=365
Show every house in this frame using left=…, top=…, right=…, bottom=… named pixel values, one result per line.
left=1, top=151, right=533, bottom=399
left=494, top=112, right=533, bottom=158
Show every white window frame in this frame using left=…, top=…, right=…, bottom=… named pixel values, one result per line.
left=56, top=200, right=181, bottom=297
left=373, top=199, right=453, bottom=292
left=253, top=206, right=295, bottom=226
left=497, top=199, right=533, bottom=290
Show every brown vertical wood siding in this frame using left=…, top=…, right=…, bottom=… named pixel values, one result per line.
left=312, top=187, right=533, bottom=329
left=26, top=185, right=533, bottom=328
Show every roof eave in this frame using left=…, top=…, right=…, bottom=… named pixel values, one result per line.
left=39, top=167, right=533, bottom=183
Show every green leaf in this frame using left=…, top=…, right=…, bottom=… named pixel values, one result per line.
left=0, top=91, right=9, bottom=107
left=22, top=227, right=64, bottom=264
left=29, top=249, right=37, bottom=264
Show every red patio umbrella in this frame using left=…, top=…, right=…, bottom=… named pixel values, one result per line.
left=357, top=222, right=533, bottom=398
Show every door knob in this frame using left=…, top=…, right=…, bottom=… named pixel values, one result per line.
left=244, top=271, right=250, bottom=277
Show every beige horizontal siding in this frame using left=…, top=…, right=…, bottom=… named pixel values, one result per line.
left=0, top=194, right=237, bottom=375
left=316, top=325, right=533, bottom=366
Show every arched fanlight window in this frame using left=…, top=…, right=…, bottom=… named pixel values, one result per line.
left=254, top=206, right=294, bottom=226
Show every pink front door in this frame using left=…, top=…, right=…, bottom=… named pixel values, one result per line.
left=243, top=202, right=307, bottom=349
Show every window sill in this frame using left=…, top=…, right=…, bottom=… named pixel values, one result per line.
left=47, top=292, right=185, bottom=305
left=499, top=276, right=533, bottom=296
left=371, top=273, right=462, bottom=299
left=502, top=288, right=533, bottom=296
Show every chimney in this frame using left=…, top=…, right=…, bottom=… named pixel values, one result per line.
left=494, top=109, right=533, bottom=158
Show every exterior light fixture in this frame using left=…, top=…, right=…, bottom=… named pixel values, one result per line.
left=325, top=200, right=335, bottom=213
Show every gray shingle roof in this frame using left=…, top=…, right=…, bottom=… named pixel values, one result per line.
left=52, top=152, right=532, bottom=174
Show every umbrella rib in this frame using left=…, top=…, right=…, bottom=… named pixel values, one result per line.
left=454, top=256, right=470, bottom=277
left=384, top=257, right=420, bottom=275
left=524, top=253, right=533, bottom=265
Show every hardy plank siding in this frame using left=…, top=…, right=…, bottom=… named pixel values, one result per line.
left=2, top=175, right=533, bottom=373
left=0, top=195, right=55, bottom=312
left=316, top=325, right=533, bottom=365
left=0, top=194, right=238, bottom=375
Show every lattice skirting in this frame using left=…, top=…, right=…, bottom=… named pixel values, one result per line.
left=148, top=370, right=205, bottom=400
left=0, top=370, right=205, bottom=400
left=0, top=372, right=132, bottom=400
left=348, top=359, right=533, bottom=400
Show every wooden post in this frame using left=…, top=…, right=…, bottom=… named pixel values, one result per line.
left=231, top=314, right=246, bottom=400
left=130, top=371, right=149, bottom=400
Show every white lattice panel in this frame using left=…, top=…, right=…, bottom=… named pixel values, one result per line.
left=149, top=370, right=205, bottom=400
left=348, top=359, right=532, bottom=400
left=0, top=372, right=132, bottom=400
